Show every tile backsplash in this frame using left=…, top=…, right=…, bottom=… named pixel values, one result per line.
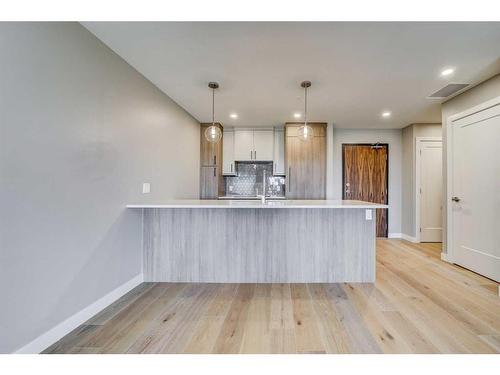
left=225, top=162, right=286, bottom=197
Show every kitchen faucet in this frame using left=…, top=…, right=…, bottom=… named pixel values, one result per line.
left=258, top=170, right=267, bottom=203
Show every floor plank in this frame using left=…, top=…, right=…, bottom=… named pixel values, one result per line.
left=43, top=240, right=500, bottom=354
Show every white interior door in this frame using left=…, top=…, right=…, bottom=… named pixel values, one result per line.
left=419, top=140, right=443, bottom=242
left=451, top=103, right=500, bottom=282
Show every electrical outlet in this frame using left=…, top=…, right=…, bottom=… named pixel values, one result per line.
left=365, top=209, right=373, bottom=221
left=142, top=182, right=151, bottom=194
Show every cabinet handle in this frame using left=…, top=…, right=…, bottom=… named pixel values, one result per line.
left=214, top=155, right=216, bottom=165
left=250, top=150, right=252, bottom=159
left=231, top=163, right=233, bottom=172
left=213, top=167, right=216, bottom=177
left=288, top=167, right=291, bottom=192
left=254, top=150, right=256, bottom=159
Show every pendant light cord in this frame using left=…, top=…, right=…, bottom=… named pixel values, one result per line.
left=212, top=87, right=215, bottom=126
left=304, top=85, right=308, bottom=126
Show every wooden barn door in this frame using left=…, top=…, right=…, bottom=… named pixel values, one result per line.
left=342, top=144, right=388, bottom=237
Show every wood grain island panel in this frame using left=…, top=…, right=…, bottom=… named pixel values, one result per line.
left=140, top=206, right=377, bottom=283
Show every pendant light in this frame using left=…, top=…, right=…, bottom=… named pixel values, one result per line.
left=298, top=81, right=313, bottom=142
left=204, top=82, right=222, bottom=143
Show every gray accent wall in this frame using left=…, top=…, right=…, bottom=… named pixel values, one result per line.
left=401, top=123, right=442, bottom=238
left=440, top=73, right=500, bottom=254
left=0, top=23, right=200, bottom=353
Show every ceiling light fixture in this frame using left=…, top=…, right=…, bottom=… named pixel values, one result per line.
left=440, top=67, right=455, bottom=77
left=230, top=113, right=238, bottom=119
left=204, top=82, right=222, bottom=143
left=293, top=112, right=301, bottom=119
left=382, top=111, right=391, bottom=118
left=298, top=81, right=313, bottom=142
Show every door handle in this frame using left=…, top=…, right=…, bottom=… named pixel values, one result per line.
left=451, top=196, right=460, bottom=202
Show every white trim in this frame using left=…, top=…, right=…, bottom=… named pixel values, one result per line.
left=445, top=95, right=500, bottom=262
left=388, top=233, right=402, bottom=239
left=415, top=136, right=442, bottom=243
left=14, top=274, right=144, bottom=354
left=441, top=252, right=453, bottom=263
left=401, top=233, right=418, bottom=243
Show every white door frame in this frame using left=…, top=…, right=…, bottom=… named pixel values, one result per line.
left=445, top=95, right=500, bottom=263
left=415, top=137, right=442, bottom=243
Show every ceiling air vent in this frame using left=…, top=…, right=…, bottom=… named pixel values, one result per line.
left=427, top=83, right=469, bottom=99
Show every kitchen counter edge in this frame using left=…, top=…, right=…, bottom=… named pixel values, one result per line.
left=126, top=199, right=388, bottom=209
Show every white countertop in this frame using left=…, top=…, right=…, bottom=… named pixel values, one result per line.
left=126, top=199, right=388, bottom=209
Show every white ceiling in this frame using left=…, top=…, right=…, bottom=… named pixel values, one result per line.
left=83, top=22, right=500, bottom=129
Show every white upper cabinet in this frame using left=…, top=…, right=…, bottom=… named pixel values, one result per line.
left=234, top=129, right=273, bottom=161
left=253, top=130, right=274, bottom=161
left=222, top=130, right=236, bottom=175
left=273, top=128, right=285, bottom=175
left=231, top=128, right=282, bottom=172
left=234, top=130, right=254, bottom=161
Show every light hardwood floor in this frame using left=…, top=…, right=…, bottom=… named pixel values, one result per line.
left=42, top=240, right=500, bottom=354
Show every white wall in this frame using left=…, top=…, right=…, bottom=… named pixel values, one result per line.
left=440, top=73, right=500, bottom=254
left=326, top=127, right=402, bottom=236
left=401, top=123, right=442, bottom=239
left=0, top=23, right=200, bottom=353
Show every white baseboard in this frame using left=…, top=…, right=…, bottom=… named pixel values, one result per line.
left=440, top=252, right=453, bottom=263
left=401, top=234, right=418, bottom=243
left=14, top=273, right=144, bottom=354
left=387, top=233, right=419, bottom=243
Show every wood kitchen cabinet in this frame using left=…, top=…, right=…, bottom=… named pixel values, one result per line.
left=234, top=129, right=273, bottom=161
left=200, top=123, right=223, bottom=198
left=285, top=122, right=326, bottom=199
left=200, top=166, right=219, bottom=199
left=200, top=123, right=223, bottom=167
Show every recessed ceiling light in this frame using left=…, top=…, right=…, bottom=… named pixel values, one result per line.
left=293, top=113, right=301, bottom=118
left=440, top=67, right=455, bottom=77
left=381, top=111, right=391, bottom=118
left=229, top=113, right=238, bottom=119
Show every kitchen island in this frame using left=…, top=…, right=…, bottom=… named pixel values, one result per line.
left=127, top=200, right=387, bottom=283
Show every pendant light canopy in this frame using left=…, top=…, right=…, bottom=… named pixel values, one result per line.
left=204, top=82, right=222, bottom=143
left=298, top=81, right=313, bottom=142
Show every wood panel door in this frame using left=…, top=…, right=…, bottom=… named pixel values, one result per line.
left=343, top=144, right=388, bottom=237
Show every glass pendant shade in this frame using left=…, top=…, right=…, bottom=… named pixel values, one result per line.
left=297, top=124, right=313, bottom=142
left=204, top=81, right=222, bottom=143
left=298, top=80, right=313, bottom=142
left=205, top=125, right=222, bottom=143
